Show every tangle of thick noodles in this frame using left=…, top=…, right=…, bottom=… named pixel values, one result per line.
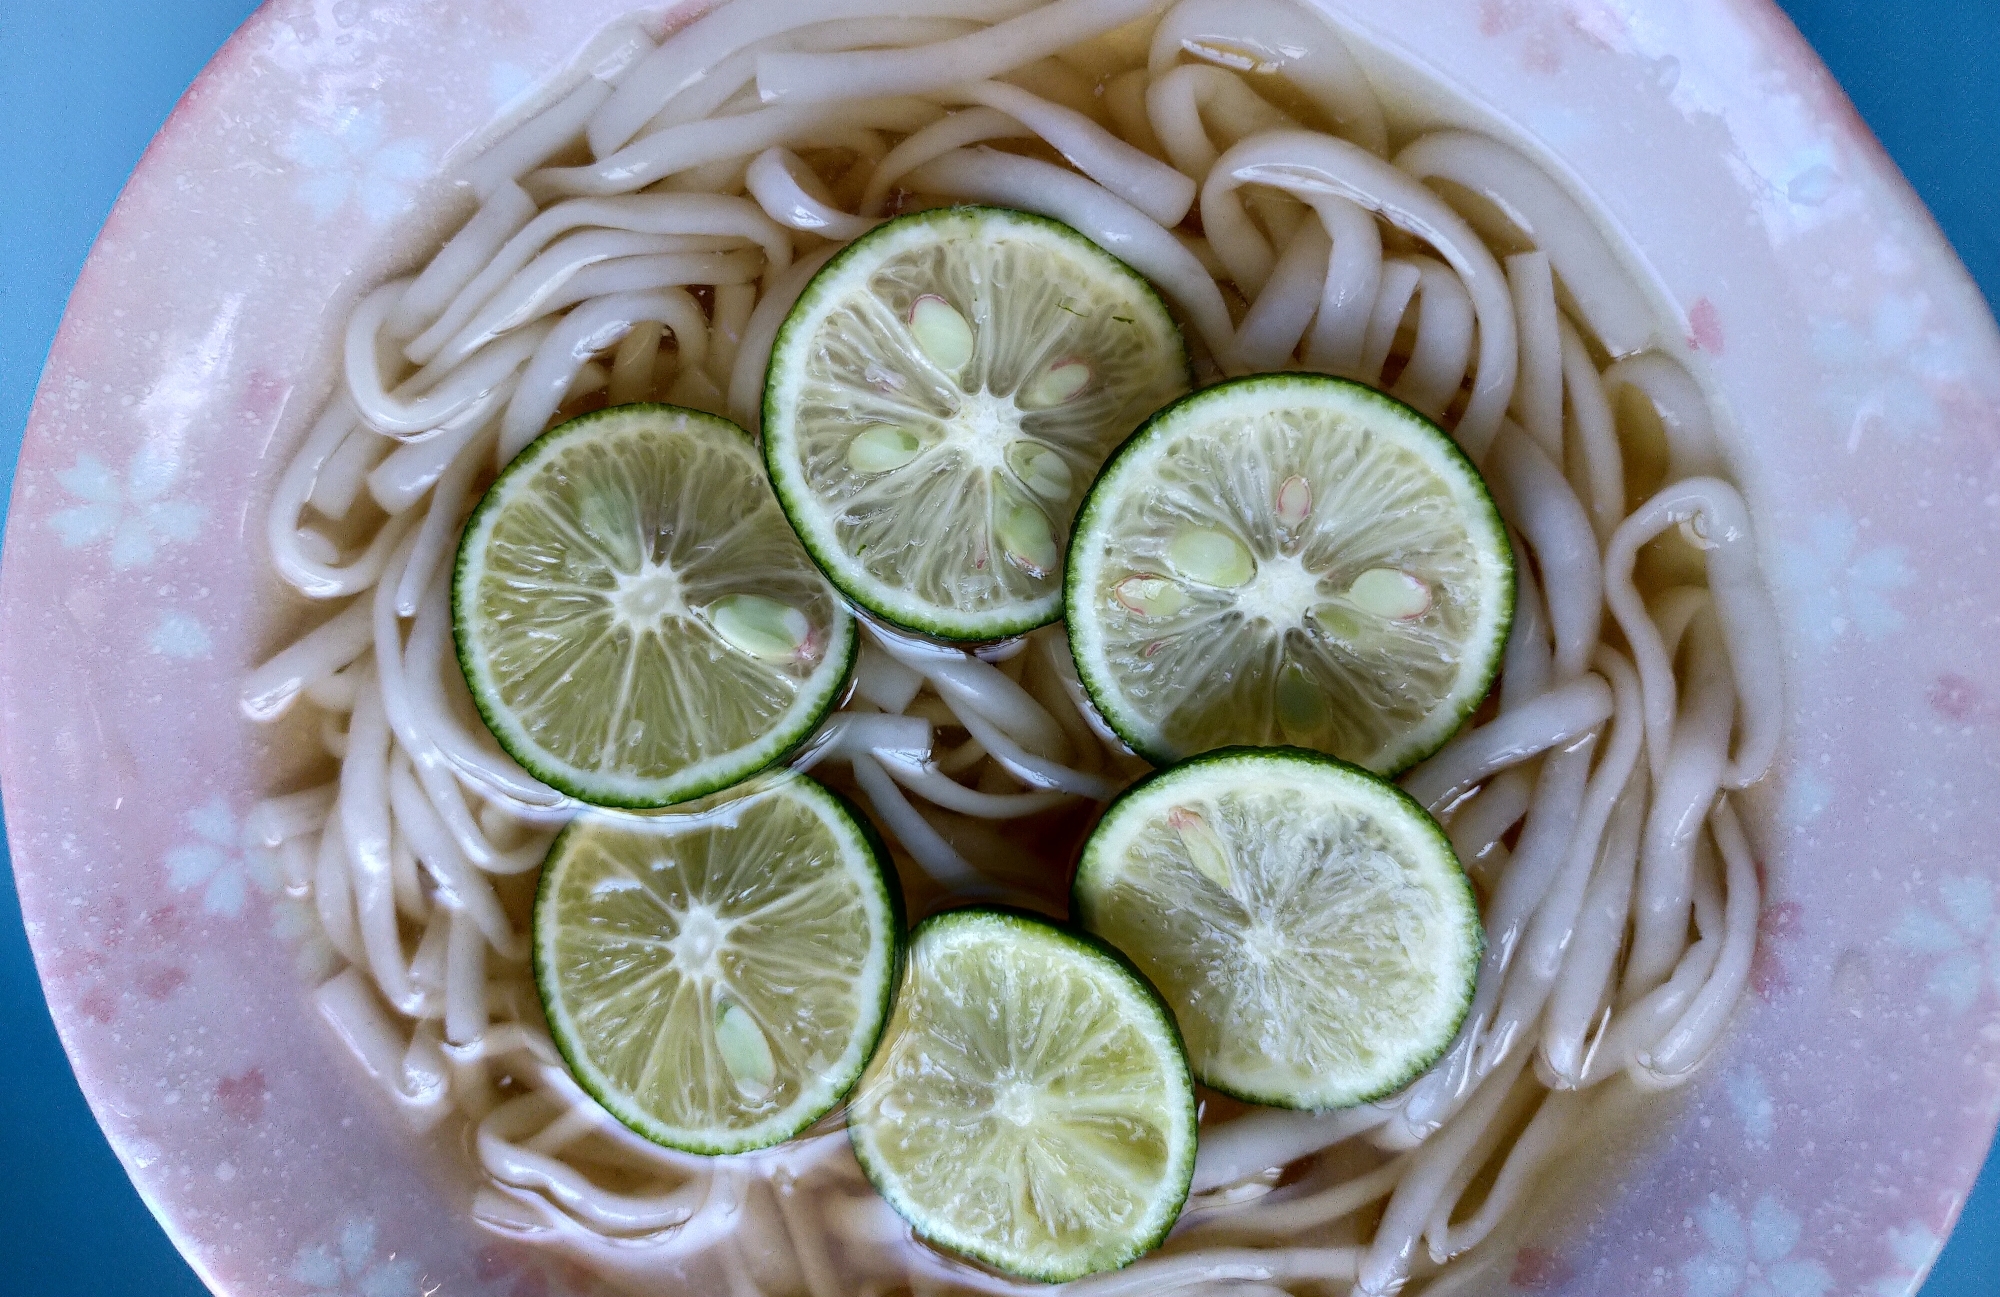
left=242, top=1, right=1782, bottom=1292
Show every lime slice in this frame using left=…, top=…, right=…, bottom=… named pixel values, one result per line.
left=847, top=908, right=1196, bottom=1281
left=763, top=206, right=1190, bottom=642
left=455, top=403, right=856, bottom=808
left=1064, top=374, right=1513, bottom=775
left=1072, top=748, right=1483, bottom=1110
left=534, top=771, right=902, bottom=1154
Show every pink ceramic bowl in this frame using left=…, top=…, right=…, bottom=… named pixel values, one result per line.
left=6, top=1, right=1999, bottom=1293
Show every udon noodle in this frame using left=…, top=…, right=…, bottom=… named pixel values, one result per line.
left=241, top=0, right=1782, bottom=1291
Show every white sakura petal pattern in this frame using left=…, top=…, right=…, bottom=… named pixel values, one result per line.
left=1776, top=510, right=1912, bottom=649
left=1726, top=1065, right=1774, bottom=1147
left=162, top=798, right=279, bottom=919
left=45, top=449, right=205, bottom=569
left=290, top=1216, right=422, bottom=1297
left=1681, top=1193, right=1829, bottom=1297
left=149, top=613, right=214, bottom=661
left=1892, top=876, right=2000, bottom=1012
left=280, top=106, right=428, bottom=225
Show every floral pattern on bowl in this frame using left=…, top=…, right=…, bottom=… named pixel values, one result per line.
left=4, top=1, right=1999, bottom=1294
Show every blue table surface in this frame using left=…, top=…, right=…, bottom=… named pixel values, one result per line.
left=3, top=2, right=1997, bottom=1293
